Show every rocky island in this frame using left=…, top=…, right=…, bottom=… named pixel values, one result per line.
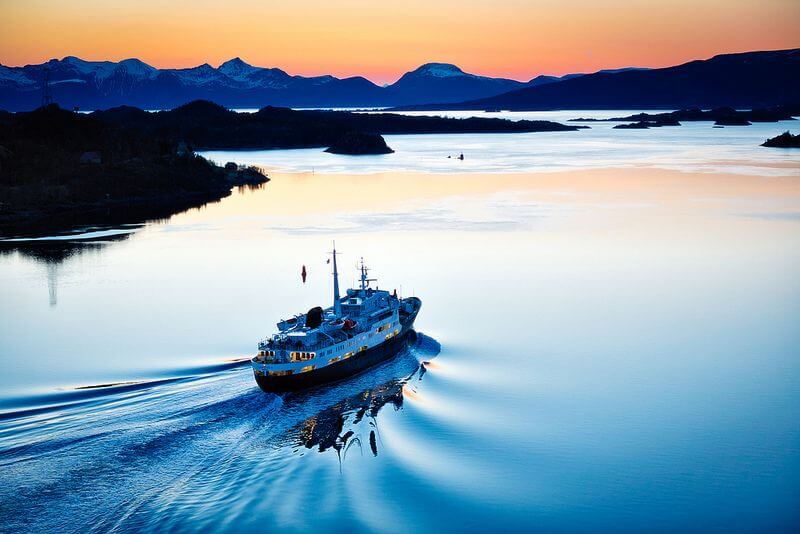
left=325, top=132, right=394, bottom=155
left=0, top=101, right=580, bottom=235
left=762, top=131, right=800, bottom=148
left=572, top=104, right=799, bottom=126
left=613, top=118, right=681, bottom=129
left=714, top=117, right=752, bottom=126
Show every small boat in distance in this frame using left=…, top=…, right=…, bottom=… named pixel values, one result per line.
left=251, top=245, right=421, bottom=393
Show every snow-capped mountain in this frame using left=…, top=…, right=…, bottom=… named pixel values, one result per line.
left=385, top=62, right=525, bottom=105
left=218, top=57, right=261, bottom=80
left=0, top=56, right=602, bottom=111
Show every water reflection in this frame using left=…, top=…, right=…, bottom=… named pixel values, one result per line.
left=0, top=234, right=131, bottom=306
left=297, top=370, right=410, bottom=457
left=0, top=182, right=272, bottom=251
left=286, top=333, right=439, bottom=462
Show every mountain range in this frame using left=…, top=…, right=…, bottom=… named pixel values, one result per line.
left=0, top=56, right=644, bottom=111
left=0, top=48, right=796, bottom=112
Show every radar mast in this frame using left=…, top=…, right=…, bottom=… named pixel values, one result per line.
left=331, top=242, right=341, bottom=316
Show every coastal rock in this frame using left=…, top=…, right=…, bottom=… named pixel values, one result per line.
left=325, top=132, right=394, bottom=155
left=761, top=131, right=800, bottom=148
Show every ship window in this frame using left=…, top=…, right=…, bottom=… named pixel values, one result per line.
left=300, top=365, right=315, bottom=373
left=359, top=345, right=367, bottom=352
left=268, top=370, right=293, bottom=376
left=343, top=351, right=354, bottom=359
left=328, top=356, right=340, bottom=364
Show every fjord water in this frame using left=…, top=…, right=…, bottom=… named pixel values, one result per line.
left=1, top=113, right=799, bottom=531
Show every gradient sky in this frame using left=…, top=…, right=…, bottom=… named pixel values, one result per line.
left=1, top=0, right=798, bottom=84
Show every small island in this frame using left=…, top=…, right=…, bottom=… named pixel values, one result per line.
left=714, top=117, right=751, bottom=126
left=571, top=104, right=799, bottom=126
left=613, top=121, right=651, bottom=129
left=762, top=131, right=800, bottom=148
left=325, top=132, right=394, bottom=155
left=0, top=100, right=581, bottom=235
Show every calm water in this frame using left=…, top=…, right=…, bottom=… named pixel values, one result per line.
left=1, top=111, right=800, bottom=531
left=205, top=109, right=800, bottom=176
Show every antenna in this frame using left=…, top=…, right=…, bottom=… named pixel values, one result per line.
left=330, top=241, right=341, bottom=316
left=41, top=68, right=54, bottom=108
left=358, top=257, right=377, bottom=291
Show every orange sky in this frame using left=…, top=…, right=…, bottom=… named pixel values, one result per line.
left=1, top=0, right=798, bottom=84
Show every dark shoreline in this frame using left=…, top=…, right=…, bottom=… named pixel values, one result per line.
left=0, top=185, right=250, bottom=239
left=0, top=100, right=582, bottom=238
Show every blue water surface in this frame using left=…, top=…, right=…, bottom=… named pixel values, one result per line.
left=1, top=112, right=799, bottom=531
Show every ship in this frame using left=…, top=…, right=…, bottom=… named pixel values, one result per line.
left=251, top=245, right=421, bottom=393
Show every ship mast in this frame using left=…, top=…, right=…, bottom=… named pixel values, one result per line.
left=331, top=242, right=341, bottom=316
left=360, top=258, right=367, bottom=290
left=359, top=257, right=376, bottom=292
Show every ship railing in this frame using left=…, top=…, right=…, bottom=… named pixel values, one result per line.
left=257, top=329, right=365, bottom=353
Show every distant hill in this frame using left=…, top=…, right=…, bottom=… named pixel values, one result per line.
left=406, top=49, right=800, bottom=111
left=0, top=56, right=648, bottom=111
left=384, top=63, right=524, bottom=105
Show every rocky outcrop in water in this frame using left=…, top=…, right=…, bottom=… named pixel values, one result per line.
left=762, top=131, right=800, bottom=148
left=324, top=132, right=394, bottom=155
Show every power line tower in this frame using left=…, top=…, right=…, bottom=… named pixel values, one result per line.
left=41, top=68, right=53, bottom=108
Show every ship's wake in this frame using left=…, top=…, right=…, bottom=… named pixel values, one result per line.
left=0, top=334, right=441, bottom=533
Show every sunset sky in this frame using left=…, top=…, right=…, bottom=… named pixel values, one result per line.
left=1, top=0, right=798, bottom=84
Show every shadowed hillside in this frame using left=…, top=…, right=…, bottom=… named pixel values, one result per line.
left=396, top=49, right=800, bottom=111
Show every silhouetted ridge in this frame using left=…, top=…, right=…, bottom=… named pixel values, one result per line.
left=170, top=100, right=232, bottom=118
left=396, top=48, right=800, bottom=111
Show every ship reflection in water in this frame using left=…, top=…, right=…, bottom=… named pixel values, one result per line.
left=295, top=361, right=425, bottom=458
left=284, top=333, right=439, bottom=462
